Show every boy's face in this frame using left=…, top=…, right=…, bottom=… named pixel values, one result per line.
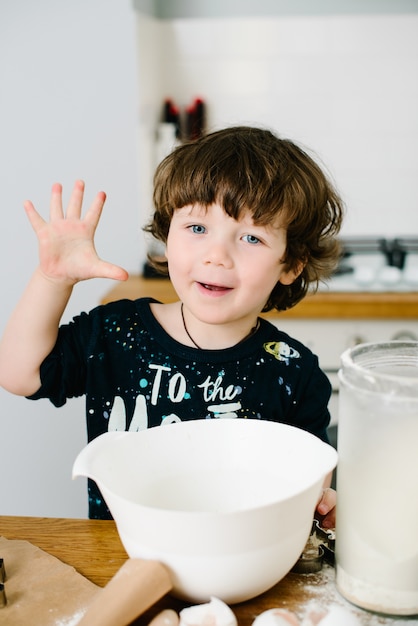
left=165, top=203, right=299, bottom=326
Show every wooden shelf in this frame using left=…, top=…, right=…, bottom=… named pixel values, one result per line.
left=100, top=276, right=418, bottom=319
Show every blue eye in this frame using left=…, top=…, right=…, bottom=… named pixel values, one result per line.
left=190, top=224, right=206, bottom=234
left=243, top=234, right=260, bottom=245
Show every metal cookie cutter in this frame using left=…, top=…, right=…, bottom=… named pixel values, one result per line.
left=0, top=558, right=7, bottom=607
left=291, top=519, right=335, bottom=574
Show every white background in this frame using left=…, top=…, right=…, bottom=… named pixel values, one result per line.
left=0, top=0, right=140, bottom=517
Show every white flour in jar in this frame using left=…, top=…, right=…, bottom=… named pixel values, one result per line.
left=335, top=409, right=418, bottom=616
left=336, top=564, right=418, bottom=616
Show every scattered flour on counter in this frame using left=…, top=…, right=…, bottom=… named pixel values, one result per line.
left=290, top=564, right=418, bottom=626
left=54, top=609, right=85, bottom=626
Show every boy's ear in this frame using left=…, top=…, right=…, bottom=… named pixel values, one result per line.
left=278, top=260, right=305, bottom=286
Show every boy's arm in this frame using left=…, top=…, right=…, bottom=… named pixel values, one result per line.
left=0, top=180, right=128, bottom=396
left=0, top=269, right=73, bottom=395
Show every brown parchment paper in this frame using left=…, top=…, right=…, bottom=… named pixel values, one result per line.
left=0, top=536, right=99, bottom=625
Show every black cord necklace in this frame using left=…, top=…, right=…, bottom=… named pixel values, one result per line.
left=181, top=302, right=202, bottom=349
left=180, top=302, right=260, bottom=350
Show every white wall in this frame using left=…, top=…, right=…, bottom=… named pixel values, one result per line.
left=0, top=0, right=141, bottom=517
left=137, top=12, right=418, bottom=237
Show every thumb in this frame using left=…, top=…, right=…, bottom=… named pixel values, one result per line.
left=94, top=261, right=129, bottom=282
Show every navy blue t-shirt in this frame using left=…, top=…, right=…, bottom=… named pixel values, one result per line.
left=29, top=298, right=331, bottom=518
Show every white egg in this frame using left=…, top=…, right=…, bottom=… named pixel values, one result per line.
left=252, top=608, right=300, bottom=626
left=179, top=597, right=237, bottom=626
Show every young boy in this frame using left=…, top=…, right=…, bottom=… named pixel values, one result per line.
left=0, top=126, right=343, bottom=521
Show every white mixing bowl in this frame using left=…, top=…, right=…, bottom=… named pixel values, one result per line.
left=73, top=419, right=337, bottom=603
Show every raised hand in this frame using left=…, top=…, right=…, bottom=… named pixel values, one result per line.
left=24, top=180, right=128, bottom=285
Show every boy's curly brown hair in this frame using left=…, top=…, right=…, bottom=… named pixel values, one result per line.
left=145, top=126, right=344, bottom=312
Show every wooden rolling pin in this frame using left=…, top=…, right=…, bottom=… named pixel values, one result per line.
left=77, top=558, right=172, bottom=626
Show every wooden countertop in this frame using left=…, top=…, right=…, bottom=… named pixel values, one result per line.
left=0, top=516, right=407, bottom=625
left=100, top=276, right=418, bottom=319
left=0, top=516, right=127, bottom=588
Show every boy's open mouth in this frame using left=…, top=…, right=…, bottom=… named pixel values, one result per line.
left=199, top=282, right=232, bottom=292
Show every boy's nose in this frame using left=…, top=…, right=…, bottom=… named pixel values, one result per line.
left=203, top=240, right=233, bottom=268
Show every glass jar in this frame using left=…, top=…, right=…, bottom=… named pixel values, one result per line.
left=336, top=341, right=418, bottom=616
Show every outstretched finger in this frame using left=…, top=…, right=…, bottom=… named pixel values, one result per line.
left=83, top=190, right=107, bottom=233
left=66, top=179, right=86, bottom=220
left=50, top=182, right=64, bottom=220
left=23, top=199, right=47, bottom=233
